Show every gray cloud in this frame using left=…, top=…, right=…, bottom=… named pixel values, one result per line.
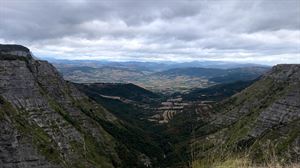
left=0, top=0, right=299, bottom=64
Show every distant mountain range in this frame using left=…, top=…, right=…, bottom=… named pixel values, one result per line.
left=53, top=60, right=270, bottom=94
left=48, top=58, right=269, bottom=72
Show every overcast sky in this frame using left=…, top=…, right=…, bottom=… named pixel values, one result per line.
left=0, top=0, right=299, bottom=64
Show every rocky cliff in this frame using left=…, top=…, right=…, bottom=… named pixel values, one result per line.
left=0, top=44, right=32, bottom=58
left=0, top=45, right=152, bottom=168
left=193, top=64, right=300, bottom=166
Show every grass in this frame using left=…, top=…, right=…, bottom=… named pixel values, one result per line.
left=0, top=96, right=63, bottom=166
left=192, top=145, right=300, bottom=168
left=190, top=76, right=300, bottom=168
left=0, top=93, right=117, bottom=168
left=193, top=157, right=300, bottom=168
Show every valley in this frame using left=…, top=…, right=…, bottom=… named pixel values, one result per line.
left=1, top=0, right=299, bottom=167
left=1, top=44, right=299, bottom=168
left=53, top=60, right=269, bottom=94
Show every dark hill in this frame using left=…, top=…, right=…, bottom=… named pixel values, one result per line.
left=182, top=80, right=256, bottom=101
left=75, top=83, right=162, bottom=103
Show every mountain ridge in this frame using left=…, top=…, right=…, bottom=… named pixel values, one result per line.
left=0, top=44, right=162, bottom=167
left=192, top=63, right=300, bottom=167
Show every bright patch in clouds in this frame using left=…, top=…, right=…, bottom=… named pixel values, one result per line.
left=0, top=0, right=299, bottom=65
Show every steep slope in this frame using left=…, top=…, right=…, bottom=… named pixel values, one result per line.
left=74, top=83, right=170, bottom=166
left=74, top=83, right=196, bottom=167
left=0, top=44, right=156, bottom=167
left=192, top=64, right=300, bottom=167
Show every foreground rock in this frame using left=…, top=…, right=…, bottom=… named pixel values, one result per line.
left=0, top=44, right=153, bottom=168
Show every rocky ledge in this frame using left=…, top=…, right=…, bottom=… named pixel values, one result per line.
left=0, top=44, right=124, bottom=168
left=194, top=64, right=300, bottom=164
left=0, top=44, right=32, bottom=59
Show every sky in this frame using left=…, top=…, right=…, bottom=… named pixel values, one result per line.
left=0, top=0, right=299, bottom=65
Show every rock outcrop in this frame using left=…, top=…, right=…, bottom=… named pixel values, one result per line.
left=194, top=64, right=300, bottom=165
left=0, top=44, right=32, bottom=58
left=0, top=44, right=150, bottom=167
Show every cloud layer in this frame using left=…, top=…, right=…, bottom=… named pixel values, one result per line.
left=0, top=0, right=299, bottom=64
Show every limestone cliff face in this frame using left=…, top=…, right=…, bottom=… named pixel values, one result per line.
left=0, top=45, right=144, bottom=167
left=211, top=64, right=299, bottom=130
left=194, top=64, right=300, bottom=163
left=249, top=65, right=300, bottom=138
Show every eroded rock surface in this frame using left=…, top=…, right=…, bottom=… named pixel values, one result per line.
left=0, top=45, right=140, bottom=168
left=194, top=64, right=300, bottom=163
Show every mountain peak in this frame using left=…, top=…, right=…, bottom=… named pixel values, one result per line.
left=273, top=64, right=300, bottom=71
left=0, top=44, right=32, bottom=59
left=266, top=64, right=300, bottom=81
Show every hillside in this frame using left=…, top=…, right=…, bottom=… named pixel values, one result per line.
left=75, top=83, right=162, bottom=103
left=153, top=67, right=268, bottom=83
left=74, top=82, right=184, bottom=167
left=0, top=44, right=164, bottom=167
left=192, top=64, right=300, bottom=167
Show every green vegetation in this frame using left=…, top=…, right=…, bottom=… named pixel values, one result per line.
left=190, top=72, right=300, bottom=168
left=75, top=95, right=169, bottom=167
left=182, top=80, right=255, bottom=101
left=75, top=82, right=163, bottom=104
left=75, top=83, right=198, bottom=167
left=0, top=96, right=62, bottom=165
